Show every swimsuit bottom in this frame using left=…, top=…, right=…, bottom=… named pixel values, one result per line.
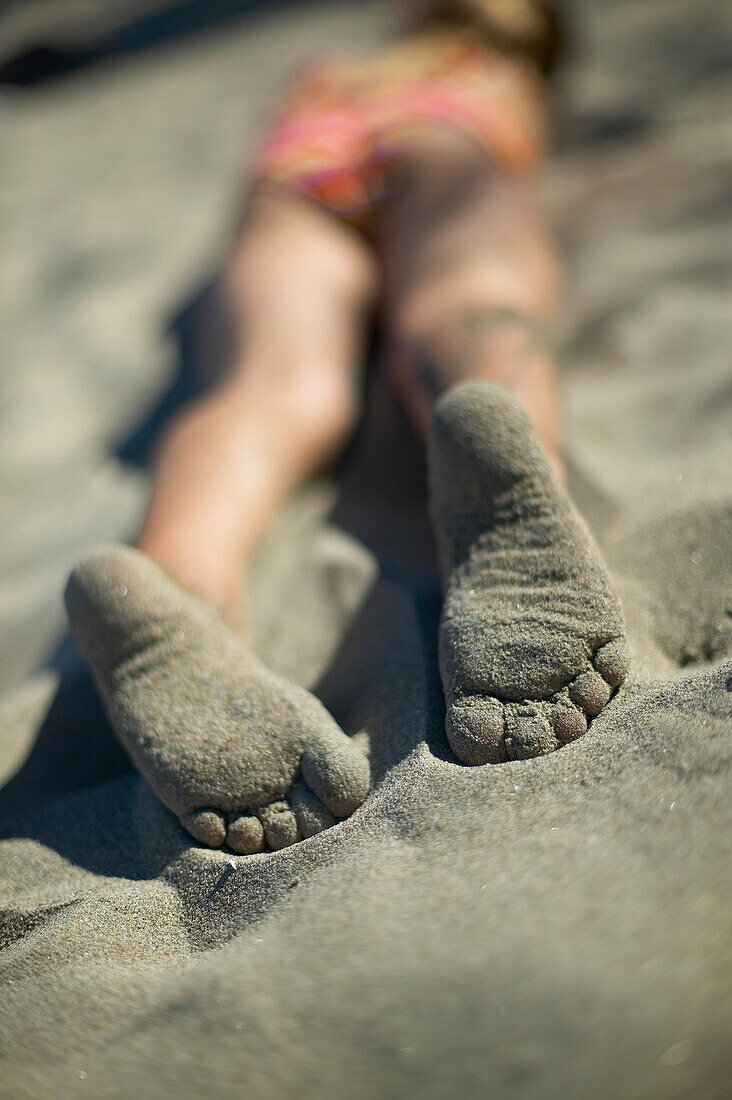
left=253, top=41, right=547, bottom=227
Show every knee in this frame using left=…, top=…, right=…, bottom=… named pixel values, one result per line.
left=273, top=363, right=360, bottom=459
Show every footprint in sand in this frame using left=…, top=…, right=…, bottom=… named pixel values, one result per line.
left=428, top=381, right=629, bottom=764
left=64, top=546, right=370, bottom=852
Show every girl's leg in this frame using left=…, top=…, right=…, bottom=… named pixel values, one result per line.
left=379, top=129, right=564, bottom=475
left=377, top=131, right=629, bottom=768
left=138, top=185, right=377, bottom=605
left=66, top=187, right=376, bottom=854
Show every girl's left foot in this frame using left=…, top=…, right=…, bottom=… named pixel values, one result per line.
left=428, top=381, right=629, bottom=765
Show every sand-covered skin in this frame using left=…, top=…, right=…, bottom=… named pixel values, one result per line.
left=64, top=546, right=370, bottom=851
left=429, top=382, right=629, bottom=764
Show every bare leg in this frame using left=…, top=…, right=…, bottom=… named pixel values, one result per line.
left=379, top=129, right=563, bottom=475
left=138, top=185, right=376, bottom=606
left=66, top=190, right=378, bottom=851
left=377, top=130, right=628, bottom=765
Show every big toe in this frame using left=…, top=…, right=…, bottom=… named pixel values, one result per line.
left=446, top=696, right=507, bottom=765
left=594, top=637, right=630, bottom=689
left=301, top=732, right=371, bottom=818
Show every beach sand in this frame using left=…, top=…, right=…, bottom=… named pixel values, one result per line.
left=1, top=0, right=731, bottom=1095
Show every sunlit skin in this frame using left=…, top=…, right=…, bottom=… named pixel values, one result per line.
left=138, top=46, right=561, bottom=608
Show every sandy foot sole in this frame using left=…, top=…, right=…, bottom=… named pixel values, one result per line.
left=65, top=546, right=370, bottom=851
left=428, top=381, right=629, bottom=764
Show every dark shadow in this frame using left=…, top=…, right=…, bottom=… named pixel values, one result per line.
left=314, top=572, right=448, bottom=779
left=0, top=633, right=192, bottom=879
left=312, top=370, right=448, bottom=775
left=0, top=639, right=131, bottom=823
left=566, top=109, right=652, bottom=150
left=119, top=273, right=235, bottom=469
left=0, top=0, right=307, bottom=87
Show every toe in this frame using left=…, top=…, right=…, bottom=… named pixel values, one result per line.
left=301, top=733, right=371, bottom=818
left=289, top=781, right=336, bottom=838
left=569, top=670, right=612, bottom=716
left=550, top=701, right=588, bottom=744
left=446, top=695, right=506, bottom=765
left=594, top=638, right=630, bottom=689
left=181, top=809, right=226, bottom=848
left=258, top=802, right=300, bottom=851
left=227, top=814, right=265, bottom=855
left=504, top=707, right=557, bottom=759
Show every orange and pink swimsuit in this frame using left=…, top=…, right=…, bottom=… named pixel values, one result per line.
left=253, top=39, right=548, bottom=226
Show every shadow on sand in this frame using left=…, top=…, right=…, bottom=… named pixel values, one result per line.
left=0, top=0, right=307, bottom=86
